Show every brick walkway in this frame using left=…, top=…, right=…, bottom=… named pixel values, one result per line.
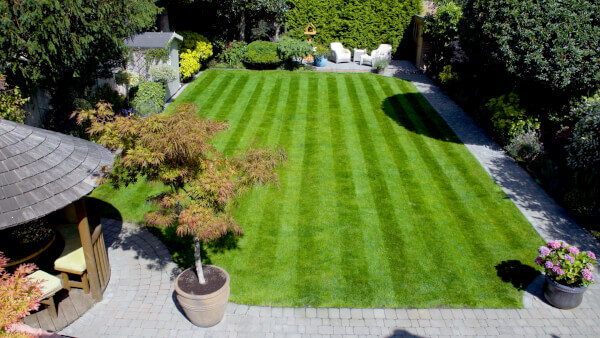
left=61, top=65, right=600, bottom=337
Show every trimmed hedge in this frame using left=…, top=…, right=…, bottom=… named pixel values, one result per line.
left=244, top=41, right=281, bottom=69
left=286, top=0, right=421, bottom=52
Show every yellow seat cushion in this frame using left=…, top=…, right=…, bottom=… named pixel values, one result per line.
left=54, top=247, right=86, bottom=273
left=27, top=270, right=62, bottom=299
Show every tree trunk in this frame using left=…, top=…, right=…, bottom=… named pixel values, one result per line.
left=158, top=8, right=170, bottom=32
left=239, top=11, right=246, bottom=41
left=194, top=237, right=206, bottom=284
left=274, top=23, right=281, bottom=43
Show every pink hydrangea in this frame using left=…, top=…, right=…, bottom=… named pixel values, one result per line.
left=544, top=261, right=554, bottom=269
left=565, top=254, right=575, bottom=264
left=582, top=269, right=594, bottom=281
left=547, top=241, right=561, bottom=249
left=587, top=263, right=594, bottom=270
left=567, top=246, right=580, bottom=255
left=552, top=266, right=565, bottom=275
left=534, top=257, right=543, bottom=265
left=538, top=246, right=551, bottom=257
left=586, top=251, right=596, bottom=260
left=561, top=241, right=569, bottom=248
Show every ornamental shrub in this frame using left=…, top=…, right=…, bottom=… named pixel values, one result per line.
left=505, top=127, right=544, bottom=163
left=219, top=41, right=248, bottom=67
left=131, top=81, right=164, bottom=117
left=535, top=241, right=596, bottom=287
left=178, top=31, right=213, bottom=81
left=115, top=70, right=140, bottom=88
left=0, top=252, right=42, bottom=334
left=461, top=0, right=600, bottom=97
left=438, top=65, right=460, bottom=87
left=244, top=41, right=281, bottom=69
left=149, top=64, right=178, bottom=84
left=486, top=93, right=540, bottom=145
left=286, top=0, right=421, bottom=52
left=276, top=37, right=313, bottom=61
left=0, top=74, right=28, bottom=123
left=567, top=94, right=600, bottom=172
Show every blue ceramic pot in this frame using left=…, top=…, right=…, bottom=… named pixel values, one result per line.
left=314, top=57, right=327, bottom=67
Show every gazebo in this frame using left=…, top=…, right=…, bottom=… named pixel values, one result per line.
left=0, top=119, right=114, bottom=303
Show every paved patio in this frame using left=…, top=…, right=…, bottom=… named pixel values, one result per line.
left=60, top=63, right=600, bottom=337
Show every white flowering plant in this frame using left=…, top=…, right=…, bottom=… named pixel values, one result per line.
left=535, top=241, right=596, bottom=287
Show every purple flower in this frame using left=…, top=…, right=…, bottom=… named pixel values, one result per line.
left=567, top=246, right=580, bottom=255
left=538, top=246, right=551, bottom=257
left=586, top=251, right=597, bottom=260
left=534, top=257, right=543, bottom=265
left=561, top=241, right=569, bottom=248
left=545, top=261, right=554, bottom=269
left=587, top=263, right=594, bottom=270
left=582, top=269, right=594, bottom=281
left=565, top=254, right=575, bottom=264
left=552, top=266, right=565, bottom=276
left=548, top=241, right=561, bottom=249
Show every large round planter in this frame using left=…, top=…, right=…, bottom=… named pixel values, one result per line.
left=174, top=265, right=230, bottom=327
left=543, top=276, right=587, bottom=309
left=314, top=57, right=327, bottom=67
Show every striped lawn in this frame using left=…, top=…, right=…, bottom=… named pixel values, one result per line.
left=97, top=69, right=544, bottom=308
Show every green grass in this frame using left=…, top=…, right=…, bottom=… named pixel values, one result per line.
left=93, top=69, right=544, bottom=308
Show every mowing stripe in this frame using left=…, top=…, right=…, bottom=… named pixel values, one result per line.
left=222, top=76, right=267, bottom=154
left=247, top=76, right=301, bottom=304
left=172, top=70, right=220, bottom=107
left=252, top=76, right=285, bottom=146
left=211, top=73, right=252, bottom=122
left=196, top=72, right=236, bottom=114
left=342, top=74, right=406, bottom=302
left=326, top=75, right=374, bottom=303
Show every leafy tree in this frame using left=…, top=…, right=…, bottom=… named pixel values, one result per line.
left=74, top=103, right=286, bottom=284
left=423, top=1, right=463, bottom=75
left=0, top=252, right=42, bottom=334
left=461, top=0, right=600, bottom=98
left=0, top=75, right=28, bottom=123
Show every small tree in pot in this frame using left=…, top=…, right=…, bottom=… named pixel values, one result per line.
left=74, top=102, right=286, bottom=326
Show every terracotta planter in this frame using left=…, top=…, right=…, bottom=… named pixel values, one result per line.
left=543, top=276, right=587, bottom=309
left=174, top=265, right=230, bottom=327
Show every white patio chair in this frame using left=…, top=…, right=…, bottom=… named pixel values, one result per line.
left=360, top=44, right=393, bottom=66
left=329, top=42, right=352, bottom=63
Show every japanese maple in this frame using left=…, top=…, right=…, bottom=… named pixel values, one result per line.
left=74, top=103, right=286, bottom=283
left=0, top=252, right=42, bottom=335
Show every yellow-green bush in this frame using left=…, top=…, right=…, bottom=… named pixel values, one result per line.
left=179, top=31, right=213, bottom=81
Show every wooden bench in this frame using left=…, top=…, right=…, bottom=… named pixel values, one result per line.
left=26, top=270, right=63, bottom=318
left=54, top=247, right=89, bottom=294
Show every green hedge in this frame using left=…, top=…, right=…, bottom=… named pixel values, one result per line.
left=286, top=0, right=421, bottom=52
left=244, top=41, right=281, bottom=69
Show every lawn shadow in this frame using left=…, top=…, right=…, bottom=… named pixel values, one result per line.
left=381, top=92, right=462, bottom=144
left=495, top=260, right=540, bottom=291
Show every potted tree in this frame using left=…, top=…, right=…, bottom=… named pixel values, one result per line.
left=74, top=102, right=286, bottom=326
left=534, top=241, right=596, bottom=309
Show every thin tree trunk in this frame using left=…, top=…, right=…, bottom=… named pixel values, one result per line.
left=274, top=23, right=281, bottom=43
left=194, top=237, right=206, bottom=284
left=239, top=11, right=246, bottom=41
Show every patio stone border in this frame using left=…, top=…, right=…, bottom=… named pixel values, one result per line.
left=60, top=64, right=600, bottom=337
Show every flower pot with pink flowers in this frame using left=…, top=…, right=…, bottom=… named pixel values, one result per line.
left=535, top=241, right=596, bottom=309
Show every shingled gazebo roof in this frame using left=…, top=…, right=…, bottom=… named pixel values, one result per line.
left=0, top=120, right=114, bottom=230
